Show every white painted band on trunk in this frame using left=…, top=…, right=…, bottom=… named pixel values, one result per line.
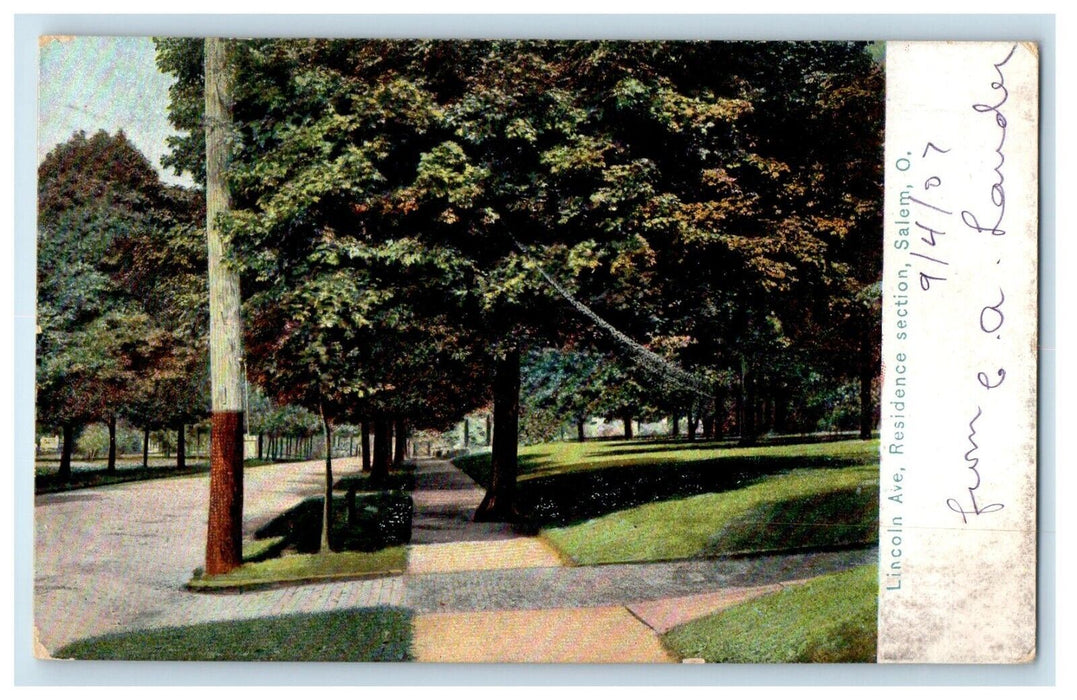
left=205, top=36, right=245, bottom=413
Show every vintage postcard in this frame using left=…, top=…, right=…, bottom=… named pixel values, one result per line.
left=29, top=34, right=1039, bottom=667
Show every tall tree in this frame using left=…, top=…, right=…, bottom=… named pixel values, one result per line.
left=37, top=130, right=167, bottom=477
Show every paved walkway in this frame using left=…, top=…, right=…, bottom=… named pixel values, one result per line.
left=407, top=457, right=564, bottom=573
left=403, top=549, right=873, bottom=614
left=413, top=607, right=675, bottom=663
left=400, top=458, right=874, bottom=662
left=34, top=456, right=877, bottom=662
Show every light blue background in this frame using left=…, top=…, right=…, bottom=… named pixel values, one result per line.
left=13, top=13, right=1057, bottom=686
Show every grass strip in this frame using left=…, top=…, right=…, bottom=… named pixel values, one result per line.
left=188, top=546, right=407, bottom=591
left=662, top=564, right=878, bottom=663
left=455, top=437, right=879, bottom=485
left=35, top=458, right=292, bottom=495
left=241, top=536, right=287, bottom=563
left=35, top=464, right=209, bottom=494
left=543, top=465, right=877, bottom=564
left=55, top=607, right=413, bottom=661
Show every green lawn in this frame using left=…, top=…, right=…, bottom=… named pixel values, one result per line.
left=545, top=464, right=877, bottom=564
left=188, top=546, right=408, bottom=591
left=662, top=564, right=878, bottom=663
left=34, top=463, right=209, bottom=494
left=456, top=437, right=879, bottom=564
left=35, top=458, right=289, bottom=494
left=55, top=607, right=413, bottom=661
left=457, top=436, right=878, bottom=483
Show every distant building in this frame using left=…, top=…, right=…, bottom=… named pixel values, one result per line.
left=38, top=435, right=60, bottom=453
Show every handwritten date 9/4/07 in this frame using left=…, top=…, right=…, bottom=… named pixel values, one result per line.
left=893, top=44, right=1015, bottom=293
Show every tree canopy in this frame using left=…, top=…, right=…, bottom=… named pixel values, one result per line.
left=37, top=129, right=210, bottom=476
left=147, top=39, right=882, bottom=516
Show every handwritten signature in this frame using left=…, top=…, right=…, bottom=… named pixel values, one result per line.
left=961, top=44, right=1017, bottom=236
left=947, top=407, right=1004, bottom=523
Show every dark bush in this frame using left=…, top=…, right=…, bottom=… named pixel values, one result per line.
left=255, top=491, right=412, bottom=553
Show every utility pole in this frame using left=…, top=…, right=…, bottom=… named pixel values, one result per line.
left=204, top=37, right=245, bottom=575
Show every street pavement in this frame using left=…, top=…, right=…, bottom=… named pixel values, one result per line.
left=34, top=457, right=404, bottom=653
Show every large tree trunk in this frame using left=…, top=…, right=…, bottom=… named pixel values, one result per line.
left=687, top=407, right=699, bottom=442
left=734, top=386, right=744, bottom=439
left=485, top=413, right=492, bottom=446
left=463, top=417, right=470, bottom=448
left=859, top=366, right=874, bottom=440
left=713, top=388, right=726, bottom=440
left=58, top=423, right=74, bottom=481
left=740, top=366, right=758, bottom=446
left=142, top=426, right=150, bottom=468
left=475, top=348, right=520, bottom=522
left=257, top=433, right=263, bottom=460
left=320, top=410, right=334, bottom=554
left=393, top=418, right=407, bottom=467
left=177, top=423, right=186, bottom=469
left=204, top=37, right=245, bottom=576
left=576, top=417, right=586, bottom=442
left=106, top=415, right=117, bottom=474
left=371, top=418, right=391, bottom=483
left=622, top=412, right=634, bottom=439
left=361, top=420, right=371, bottom=472
left=773, top=390, right=788, bottom=435
left=671, top=414, right=680, bottom=438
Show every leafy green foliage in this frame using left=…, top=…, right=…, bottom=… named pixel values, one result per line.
left=154, top=40, right=883, bottom=472
left=73, top=423, right=110, bottom=460
left=254, top=492, right=412, bottom=554
left=37, top=131, right=209, bottom=452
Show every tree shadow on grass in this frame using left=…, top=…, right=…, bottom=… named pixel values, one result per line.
left=55, top=607, right=414, bottom=661
left=514, top=455, right=877, bottom=531
left=703, top=485, right=880, bottom=555
left=334, top=470, right=415, bottom=493
left=254, top=491, right=412, bottom=554
left=34, top=464, right=210, bottom=495
left=596, top=433, right=870, bottom=459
